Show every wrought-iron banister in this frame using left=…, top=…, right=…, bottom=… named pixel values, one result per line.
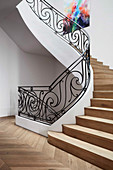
left=18, top=0, right=90, bottom=125
left=26, top=0, right=89, bottom=54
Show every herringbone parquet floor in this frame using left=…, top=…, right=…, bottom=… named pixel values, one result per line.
left=0, top=117, right=101, bottom=170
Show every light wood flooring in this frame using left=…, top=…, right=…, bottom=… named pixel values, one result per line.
left=0, top=117, right=101, bottom=170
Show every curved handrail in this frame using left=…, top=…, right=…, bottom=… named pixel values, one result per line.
left=18, top=0, right=90, bottom=125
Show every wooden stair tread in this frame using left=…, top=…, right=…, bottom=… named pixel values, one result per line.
left=86, top=106, right=113, bottom=112
left=93, top=70, right=113, bottom=73
left=90, top=57, right=97, bottom=60
left=94, top=78, right=113, bottom=79
left=93, top=67, right=113, bottom=70
left=85, top=106, right=113, bottom=120
left=77, top=116, right=113, bottom=124
left=93, top=91, right=113, bottom=99
left=92, top=66, right=109, bottom=69
left=94, top=79, right=113, bottom=82
left=91, top=98, right=113, bottom=101
left=91, top=62, right=103, bottom=66
left=91, top=98, right=113, bottom=108
left=94, top=91, right=113, bottom=94
left=63, top=124, right=113, bottom=140
left=91, top=61, right=103, bottom=64
left=94, top=91, right=113, bottom=92
left=48, top=131, right=113, bottom=160
left=93, top=71, right=113, bottom=73
left=94, top=85, right=113, bottom=91
left=93, top=68, right=110, bottom=72
left=94, top=80, right=113, bottom=85
left=94, top=73, right=113, bottom=76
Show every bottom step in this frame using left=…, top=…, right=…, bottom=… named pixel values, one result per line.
left=48, top=131, right=113, bottom=170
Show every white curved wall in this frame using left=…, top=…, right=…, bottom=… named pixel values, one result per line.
left=89, top=0, right=113, bottom=69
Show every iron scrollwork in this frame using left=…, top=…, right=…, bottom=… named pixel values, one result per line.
left=18, top=0, right=90, bottom=125
left=26, top=0, right=89, bottom=54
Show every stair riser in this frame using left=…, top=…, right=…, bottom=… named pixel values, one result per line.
left=93, top=69, right=110, bottom=72
left=93, top=92, right=113, bottom=99
left=93, top=70, right=113, bottom=74
left=85, top=108, right=113, bottom=120
left=90, top=61, right=103, bottom=66
left=48, top=135, right=113, bottom=170
left=91, top=63, right=103, bottom=67
left=94, top=74, right=113, bottom=79
left=63, top=126, right=113, bottom=151
left=94, top=79, right=113, bottom=85
left=90, top=58, right=97, bottom=62
left=91, top=99, right=113, bottom=109
left=76, top=117, right=113, bottom=134
left=92, top=66, right=109, bottom=70
left=94, top=85, right=113, bottom=91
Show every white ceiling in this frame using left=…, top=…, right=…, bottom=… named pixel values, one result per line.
left=0, top=0, right=52, bottom=56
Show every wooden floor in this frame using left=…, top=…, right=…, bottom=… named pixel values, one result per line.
left=0, top=117, right=101, bottom=170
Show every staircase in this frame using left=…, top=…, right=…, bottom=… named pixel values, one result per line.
left=16, top=1, right=113, bottom=168
left=16, top=1, right=113, bottom=167
left=17, top=0, right=92, bottom=137
left=48, top=57, right=113, bottom=170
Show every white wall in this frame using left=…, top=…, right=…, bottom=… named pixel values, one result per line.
left=89, top=0, right=113, bottom=69
left=0, top=27, right=66, bottom=117
left=0, top=27, right=18, bottom=116
left=48, top=0, right=64, bottom=14
left=18, top=51, right=60, bottom=86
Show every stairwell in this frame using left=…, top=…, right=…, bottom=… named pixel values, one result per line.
left=48, top=57, right=113, bottom=170
left=15, top=0, right=113, bottom=168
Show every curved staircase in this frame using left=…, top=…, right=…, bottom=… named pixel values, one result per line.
left=16, top=0, right=113, bottom=168
left=48, top=57, right=113, bottom=170
left=17, top=0, right=92, bottom=137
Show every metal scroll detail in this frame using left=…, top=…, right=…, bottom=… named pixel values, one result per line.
left=18, top=0, right=90, bottom=125
left=18, top=54, right=90, bottom=125
left=26, top=0, right=89, bottom=54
